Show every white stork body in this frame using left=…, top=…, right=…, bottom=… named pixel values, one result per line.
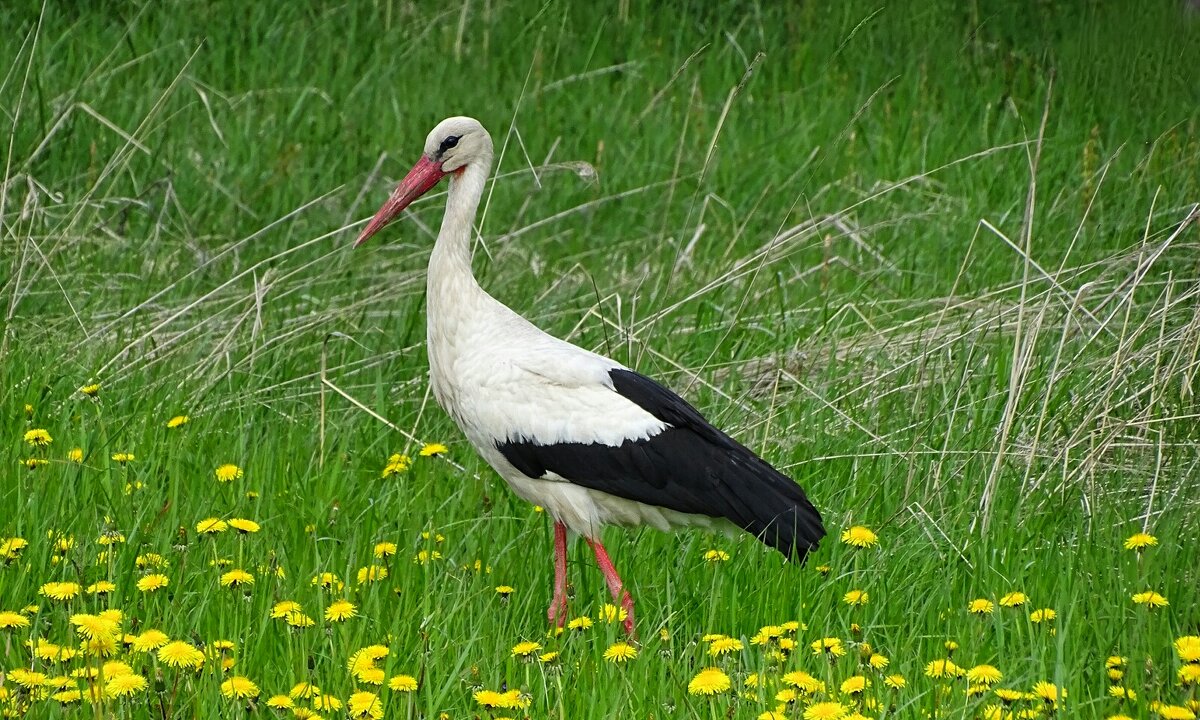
left=356, top=117, right=825, bottom=633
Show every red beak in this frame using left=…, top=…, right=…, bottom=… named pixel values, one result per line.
left=354, top=155, right=447, bottom=247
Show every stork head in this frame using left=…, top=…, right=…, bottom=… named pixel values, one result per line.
left=355, top=116, right=493, bottom=247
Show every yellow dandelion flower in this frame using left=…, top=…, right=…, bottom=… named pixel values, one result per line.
left=267, top=695, right=294, bottom=709
left=137, top=574, right=169, bottom=593
left=604, top=641, right=638, bottom=663
left=357, top=565, right=388, bottom=584
left=389, top=675, right=418, bottom=692
left=1031, top=681, right=1064, bottom=704
left=373, top=542, right=397, bottom=558
left=1, top=536, right=29, bottom=560
left=967, top=665, right=1003, bottom=685
left=1029, top=608, right=1056, bottom=623
left=22, top=456, right=49, bottom=469
left=271, top=600, right=303, bottom=618
left=52, top=689, right=83, bottom=704
left=494, top=585, right=514, bottom=597
left=311, top=572, right=344, bottom=591
left=843, top=589, right=869, bottom=606
left=999, top=592, right=1027, bottom=607
left=840, top=675, right=869, bottom=694
left=1178, top=664, right=1200, bottom=685
left=355, top=666, right=385, bottom=686
left=473, top=689, right=529, bottom=709
left=1132, top=590, right=1168, bottom=608
left=811, top=637, right=846, bottom=657
left=968, top=598, right=995, bottom=614
left=348, top=691, right=383, bottom=719
left=1124, top=532, right=1158, bottom=551
left=511, top=641, right=542, bottom=658
left=40, top=581, right=81, bottom=601
left=24, top=428, right=53, bottom=446
left=228, top=518, right=260, bottom=533
left=220, top=569, right=254, bottom=587
left=419, top=443, right=448, bottom=457
left=0, top=611, right=30, bottom=629
left=751, top=625, right=783, bottom=645
left=85, top=580, right=114, bottom=594
left=884, top=674, right=906, bottom=690
left=67, top=447, right=83, bottom=463
left=111, top=452, right=134, bottom=464
left=97, top=531, right=126, bottom=546
left=1109, top=686, right=1137, bottom=700
left=708, top=637, right=744, bottom=655
left=136, top=552, right=168, bottom=568
left=80, top=383, right=101, bottom=397
left=924, top=659, right=965, bottom=679
left=840, top=526, right=878, bottom=548
left=214, top=464, right=243, bottom=482
left=220, top=675, right=259, bottom=699
left=347, top=645, right=389, bottom=677
left=31, top=640, right=63, bottom=661
left=196, top=518, right=228, bottom=534
left=1153, top=706, right=1197, bottom=720
left=289, top=683, right=320, bottom=699
left=782, top=671, right=825, bottom=694
left=285, top=610, right=315, bottom=628
left=567, top=615, right=593, bottom=630
left=704, top=549, right=731, bottom=562
left=166, top=415, right=189, bottom=429
left=10, top=668, right=48, bottom=687
left=539, top=651, right=560, bottom=663
left=158, top=641, right=206, bottom=670
left=104, top=673, right=147, bottom=698
left=412, top=549, right=442, bottom=564
left=759, top=713, right=787, bottom=720
left=381, top=453, right=411, bottom=478
left=804, top=701, right=849, bottom=719
left=688, top=667, right=731, bottom=696
left=325, top=599, right=357, bottom=622
left=598, top=603, right=627, bottom=624
left=131, top=630, right=170, bottom=653
left=1174, top=636, right=1200, bottom=663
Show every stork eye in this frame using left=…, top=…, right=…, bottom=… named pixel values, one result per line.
left=439, top=136, right=461, bottom=154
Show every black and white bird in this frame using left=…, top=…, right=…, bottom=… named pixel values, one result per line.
left=355, top=117, right=825, bottom=634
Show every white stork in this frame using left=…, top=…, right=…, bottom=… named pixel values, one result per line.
left=355, top=116, right=825, bottom=634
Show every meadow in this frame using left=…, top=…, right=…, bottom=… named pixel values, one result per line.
left=2, top=1, right=1200, bottom=718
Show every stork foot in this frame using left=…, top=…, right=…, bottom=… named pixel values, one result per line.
left=548, top=593, right=569, bottom=628
left=586, top=536, right=637, bottom=638
left=549, top=520, right=569, bottom=629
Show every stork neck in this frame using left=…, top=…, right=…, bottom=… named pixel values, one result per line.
left=429, top=160, right=489, bottom=290
left=427, top=158, right=492, bottom=336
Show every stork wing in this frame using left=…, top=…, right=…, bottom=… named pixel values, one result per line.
left=493, top=363, right=825, bottom=559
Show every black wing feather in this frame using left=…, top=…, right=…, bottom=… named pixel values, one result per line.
left=496, top=369, right=825, bottom=560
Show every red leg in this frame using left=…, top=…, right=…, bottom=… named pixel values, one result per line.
left=548, top=521, right=569, bottom=627
left=586, top=536, right=636, bottom=636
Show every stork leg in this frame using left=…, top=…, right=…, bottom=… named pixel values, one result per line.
left=548, top=521, right=569, bottom=627
left=585, top=537, right=636, bottom=636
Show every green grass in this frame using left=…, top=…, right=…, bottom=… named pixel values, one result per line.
left=3, top=1, right=1199, bottom=718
